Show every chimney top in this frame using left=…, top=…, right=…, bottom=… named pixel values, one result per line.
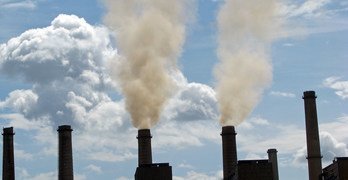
left=57, top=125, right=73, bottom=132
left=2, top=127, right=14, bottom=135
left=267, top=148, right=278, bottom=153
left=303, top=91, right=316, bottom=99
left=221, top=126, right=236, bottom=136
left=137, top=129, right=152, bottom=138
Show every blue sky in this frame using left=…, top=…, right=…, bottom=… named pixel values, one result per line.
left=0, top=0, right=348, bottom=179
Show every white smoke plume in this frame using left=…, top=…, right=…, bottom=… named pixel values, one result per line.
left=215, top=0, right=281, bottom=126
left=103, top=0, right=194, bottom=129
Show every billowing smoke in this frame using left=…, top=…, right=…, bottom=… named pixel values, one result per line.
left=103, top=0, right=193, bottom=129
left=215, top=0, right=281, bottom=126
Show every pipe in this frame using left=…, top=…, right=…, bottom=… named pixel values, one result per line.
left=303, top=91, right=322, bottom=180
left=221, top=126, right=238, bottom=180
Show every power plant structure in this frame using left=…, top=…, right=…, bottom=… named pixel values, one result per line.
left=303, top=91, right=323, bottom=180
left=58, top=125, right=74, bottom=180
left=134, top=129, right=172, bottom=180
left=2, top=127, right=15, bottom=180
left=2, top=90, right=348, bottom=179
left=302, top=91, right=348, bottom=180
left=221, top=126, right=238, bottom=180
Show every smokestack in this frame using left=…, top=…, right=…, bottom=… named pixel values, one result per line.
left=2, top=127, right=15, bottom=180
left=221, top=126, right=238, bottom=180
left=58, top=125, right=74, bottom=180
left=303, top=91, right=322, bottom=180
left=137, top=129, right=152, bottom=166
left=267, top=148, right=279, bottom=180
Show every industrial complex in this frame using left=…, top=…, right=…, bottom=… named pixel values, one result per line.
left=2, top=91, right=348, bottom=180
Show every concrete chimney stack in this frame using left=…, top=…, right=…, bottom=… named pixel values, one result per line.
left=2, top=127, right=15, bottom=180
left=303, top=91, right=322, bottom=180
left=137, top=129, right=152, bottom=166
left=58, top=125, right=74, bottom=180
left=221, top=126, right=238, bottom=180
left=267, top=148, right=279, bottom=180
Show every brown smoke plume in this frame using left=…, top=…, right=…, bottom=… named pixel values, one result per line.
left=103, top=0, right=193, bottom=129
left=215, top=0, right=281, bottom=126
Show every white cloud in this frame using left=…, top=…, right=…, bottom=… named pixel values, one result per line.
left=17, top=170, right=86, bottom=180
left=0, top=89, right=38, bottom=115
left=276, top=0, right=348, bottom=38
left=178, top=163, right=195, bottom=169
left=0, top=14, right=117, bottom=129
left=163, top=72, right=218, bottom=122
left=173, top=170, right=223, bottom=180
left=85, top=164, right=102, bottom=174
left=323, top=76, right=348, bottom=99
left=293, top=131, right=348, bottom=165
left=15, top=149, right=34, bottom=160
left=279, top=0, right=333, bottom=18
left=291, top=0, right=332, bottom=18
left=269, top=91, right=296, bottom=98
left=0, top=0, right=36, bottom=9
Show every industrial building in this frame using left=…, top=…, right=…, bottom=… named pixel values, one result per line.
left=237, top=149, right=279, bottom=180
left=322, top=157, right=348, bottom=180
left=238, top=160, right=274, bottom=180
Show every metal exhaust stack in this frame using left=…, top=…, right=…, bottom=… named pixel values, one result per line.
left=221, top=126, right=238, bottom=180
left=137, top=129, right=152, bottom=166
left=2, top=127, right=15, bottom=180
left=58, top=125, right=74, bottom=180
left=303, top=91, right=322, bottom=180
left=267, top=148, right=279, bottom=180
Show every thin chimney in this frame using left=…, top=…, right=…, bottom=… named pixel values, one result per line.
left=58, top=125, right=74, bottom=180
left=221, top=126, right=238, bottom=180
left=2, top=127, right=15, bottom=180
left=267, top=148, right=279, bottom=180
left=303, top=91, right=322, bottom=180
left=137, top=129, right=152, bottom=166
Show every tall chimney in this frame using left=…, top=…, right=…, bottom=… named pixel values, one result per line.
left=58, top=125, right=74, bottom=180
left=221, top=126, right=238, bottom=180
left=303, top=91, right=322, bottom=180
left=2, top=127, right=15, bottom=180
left=137, top=129, right=152, bottom=166
left=267, top=148, right=279, bottom=180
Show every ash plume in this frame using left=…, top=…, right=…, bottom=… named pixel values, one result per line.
left=103, top=0, right=193, bottom=129
left=215, top=0, right=281, bottom=126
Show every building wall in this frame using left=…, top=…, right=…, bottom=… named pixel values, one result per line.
left=135, top=163, right=172, bottom=180
left=323, top=157, right=348, bottom=180
left=238, top=160, right=274, bottom=180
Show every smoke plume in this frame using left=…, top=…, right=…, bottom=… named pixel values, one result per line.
left=215, top=0, right=281, bottom=126
left=103, top=0, right=193, bottom=129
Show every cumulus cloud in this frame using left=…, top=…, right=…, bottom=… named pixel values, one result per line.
left=293, top=131, right=348, bottom=165
left=0, top=89, right=38, bottom=115
left=163, top=72, right=218, bottom=122
left=0, top=14, right=117, bottom=126
left=323, top=76, right=348, bottom=99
